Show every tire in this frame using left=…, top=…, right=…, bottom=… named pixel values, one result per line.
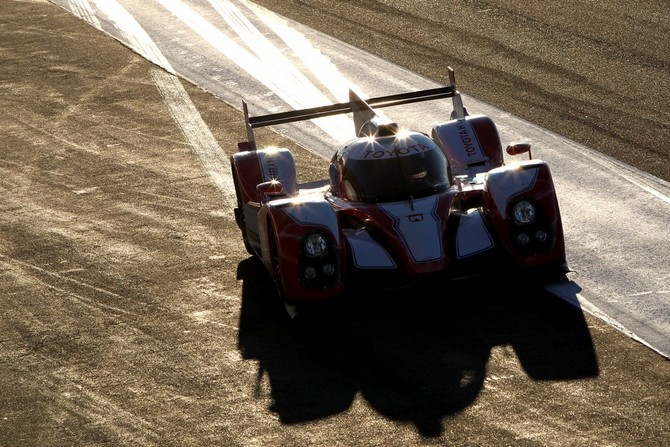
left=267, top=222, right=285, bottom=301
left=232, top=169, right=255, bottom=255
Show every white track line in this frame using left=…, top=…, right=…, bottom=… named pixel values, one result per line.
left=151, top=68, right=237, bottom=211
left=59, top=2, right=236, bottom=211
left=65, top=0, right=102, bottom=29
left=158, top=0, right=352, bottom=141
left=88, top=0, right=175, bottom=73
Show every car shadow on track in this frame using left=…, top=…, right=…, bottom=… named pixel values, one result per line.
left=236, top=257, right=599, bottom=437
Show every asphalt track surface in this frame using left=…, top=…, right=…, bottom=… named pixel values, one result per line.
left=1, top=1, right=669, bottom=446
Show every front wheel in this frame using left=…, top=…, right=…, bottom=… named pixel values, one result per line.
left=232, top=169, right=254, bottom=255
left=267, top=221, right=288, bottom=299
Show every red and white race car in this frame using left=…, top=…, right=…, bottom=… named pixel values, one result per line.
left=231, top=68, right=568, bottom=309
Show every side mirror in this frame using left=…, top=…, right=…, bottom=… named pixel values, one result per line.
left=506, top=142, right=532, bottom=159
left=257, top=180, right=284, bottom=196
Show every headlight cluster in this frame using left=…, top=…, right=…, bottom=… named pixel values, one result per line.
left=512, top=200, right=536, bottom=225
left=510, top=199, right=551, bottom=250
left=300, top=232, right=337, bottom=287
left=303, top=233, right=329, bottom=258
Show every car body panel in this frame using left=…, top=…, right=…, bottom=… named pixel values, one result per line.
left=432, top=114, right=504, bottom=177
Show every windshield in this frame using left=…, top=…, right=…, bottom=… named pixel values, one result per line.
left=339, top=133, right=451, bottom=203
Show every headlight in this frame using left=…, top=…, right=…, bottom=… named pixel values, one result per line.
left=303, top=232, right=329, bottom=258
left=322, top=263, right=335, bottom=276
left=516, top=233, right=530, bottom=245
left=512, top=200, right=536, bottom=225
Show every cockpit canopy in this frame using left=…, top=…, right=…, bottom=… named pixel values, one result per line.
left=329, top=131, right=451, bottom=203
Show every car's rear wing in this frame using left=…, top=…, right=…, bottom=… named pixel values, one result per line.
left=240, top=66, right=465, bottom=150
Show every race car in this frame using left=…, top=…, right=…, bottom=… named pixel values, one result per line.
left=230, top=67, right=568, bottom=309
